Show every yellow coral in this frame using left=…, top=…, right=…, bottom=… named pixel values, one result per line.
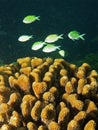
left=31, top=100, right=43, bottom=121
left=84, top=120, right=96, bottom=130
left=7, top=92, right=22, bottom=108
left=42, top=92, right=55, bottom=103
left=27, top=122, right=37, bottom=130
left=84, top=99, right=98, bottom=114
left=41, top=104, right=56, bottom=125
left=49, top=86, right=59, bottom=99
left=0, top=86, right=11, bottom=103
left=0, top=124, right=13, bottom=130
left=67, top=94, right=84, bottom=110
left=17, top=57, right=31, bottom=68
left=77, top=78, right=86, bottom=94
left=20, top=67, right=31, bottom=76
left=0, top=57, right=98, bottom=129
left=31, top=57, right=43, bottom=68
left=38, top=125, right=48, bottom=130
left=60, top=75, right=68, bottom=87
left=58, top=107, right=70, bottom=128
left=65, top=81, right=74, bottom=94
left=17, top=74, right=31, bottom=93
left=21, top=94, right=36, bottom=118
left=30, top=71, right=41, bottom=82
left=60, top=69, right=68, bottom=76
left=32, top=82, right=47, bottom=99
left=76, top=69, right=85, bottom=79
left=9, top=111, right=22, bottom=127
left=48, top=121, right=60, bottom=130
left=74, top=111, right=87, bottom=121
left=67, top=120, right=80, bottom=130
left=90, top=70, right=98, bottom=78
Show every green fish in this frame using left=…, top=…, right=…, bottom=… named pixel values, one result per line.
left=58, top=50, right=68, bottom=57
left=23, top=15, right=40, bottom=24
left=31, top=41, right=46, bottom=50
left=18, top=35, right=33, bottom=42
left=42, top=44, right=61, bottom=53
left=44, top=34, right=63, bottom=43
left=68, top=30, right=85, bottom=41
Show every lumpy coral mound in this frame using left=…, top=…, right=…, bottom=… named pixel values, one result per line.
left=0, top=56, right=98, bottom=130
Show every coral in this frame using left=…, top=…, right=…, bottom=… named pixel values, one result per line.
left=7, top=92, right=22, bottom=109
left=38, top=125, right=48, bottom=130
left=59, top=76, right=68, bottom=87
left=31, top=100, right=43, bottom=121
left=48, top=121, right=60, bottom=130
left=65, top=81, right=75, bottom=94
left=41, top=103, right=56, bottom=125
left=27, top=122, right=37, bottom=130
left=9, top=111, right=22, bottom=127
left=0, top=86, right=11, bottom=103
left=67, top=120, right=80, bottom=130
left=58, top=107, right=70, bottom=129
left=21, top=94, right=36, bottom=118
left=0, top=56, right=98, bottom=130
left=32, top=81, right=47, bottom=99
left=84, top=120, right=96, bottom=130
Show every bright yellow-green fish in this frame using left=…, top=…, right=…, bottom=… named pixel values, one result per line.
left=68, top=30, right=85, bottom=41
left=44, top=34, right=63, bottom=43
left=18, top=35, right=33, bottom=42
left=58, top=50, right=68, bottom=57
left=31, top=41, right=46, bottom=50
left=23, top=15, right=40, bottom=24
left=42, top=44, right=61, bottom=53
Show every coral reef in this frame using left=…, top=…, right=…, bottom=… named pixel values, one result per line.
left=0, top=56, right=98, bottom=130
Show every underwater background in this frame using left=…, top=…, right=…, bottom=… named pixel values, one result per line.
left=0, top=0, right=98, bottom=70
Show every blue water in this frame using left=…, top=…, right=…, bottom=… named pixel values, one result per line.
left=0, top=0, right=98, bottom=69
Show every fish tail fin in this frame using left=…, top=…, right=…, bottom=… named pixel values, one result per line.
left=57, top=46, right=61, bottom=50
left=36, top=16, right=40, bottom=21
left=80, top=33, right=86, bottom=40
left=30, top=35, right=33, bottom=39
left=43, top=42, right=47, bottom=45
left=59, top=34, right=64, bottom=39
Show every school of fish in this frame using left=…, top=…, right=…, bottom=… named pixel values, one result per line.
left=18, top=14, right=86, bottom=57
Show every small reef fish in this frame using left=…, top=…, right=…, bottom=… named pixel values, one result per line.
left=68, top=30, right=85, bottom=41
left=18, top=35, right=33, bottom=42
left=44, top=34, right=63, bottom=43
left=58, top=50, right=68, bottom=57
left=31, top=41, right=46, bottom=50
left=23, top=15, right=40, bottom=24
left=42, top=44, right=61, bottom=53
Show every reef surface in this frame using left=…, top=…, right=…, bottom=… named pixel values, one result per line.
left=0, top=56, right=98, bottom=130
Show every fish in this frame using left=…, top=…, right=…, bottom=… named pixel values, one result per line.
left=31, top=41, right=46, bottom=50
left=18, top=35, right=33, bottom=42
left=23, top=15, right=40, bottom=24
left=42, top=44, right=61, bottom=53
left=44, top=34, right=63, bottom=43
left=58, top=50, right=68, bottom=57
left=68, top=30, right=85, bottom=41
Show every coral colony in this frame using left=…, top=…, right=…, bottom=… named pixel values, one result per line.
left=0, top=57, right=98, bottom=129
